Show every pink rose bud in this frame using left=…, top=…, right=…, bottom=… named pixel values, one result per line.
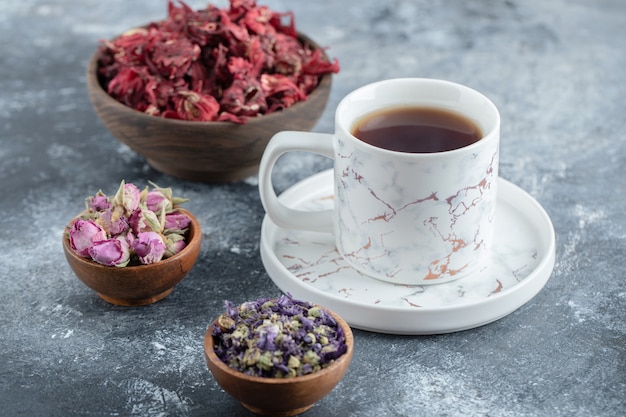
left=148, top=181, right=189, bottom=207
left=69, top=219, right=107, bottom=258
left=113, top=181, right=142, bottom=214
left=164, top=233, right=187, bottom=258
left=88, top=236, right=130, bottom=267
left=132, top=232, right=167, bottom=264
left=125, top=230, right=136, bottom=248
left=98, top=207, right=129, bottom=236
left=129, top=208, right=162, bottom=234
left=164, top=212, right=191, bottom=231
left=146, top=190, right=172, bottom=213
left=123, top=183, right=141, bottom=213
left=88, top=193, right=110, bottom=211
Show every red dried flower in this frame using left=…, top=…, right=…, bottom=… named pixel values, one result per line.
left=97, top=0, right=339, bottom=124
left=172, top=90, right=220, bottom=121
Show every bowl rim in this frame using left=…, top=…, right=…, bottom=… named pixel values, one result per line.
left=86, top=30, right=333, bottom=127
left=63, top=207, right=202, bottom=269
left=204, top=303, right=354, bottom=385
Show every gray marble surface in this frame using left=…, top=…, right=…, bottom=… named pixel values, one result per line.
left=1, top=0, right=624, bottom=416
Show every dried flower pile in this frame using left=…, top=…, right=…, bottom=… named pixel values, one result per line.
left=66, top=181, right=191, bottom=267
left=97, top=0, right=340, bottom=124
left=212, top=294, right=348, bottom=378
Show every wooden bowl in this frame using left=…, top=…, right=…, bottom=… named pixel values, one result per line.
left=62, top=209, right=202, bottom=306
left=86, top=32, right=332, bottom=183
left=204, top=305, right=354, bottom=416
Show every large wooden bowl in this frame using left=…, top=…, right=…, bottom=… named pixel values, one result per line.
left=204, top=305, right=353, bottom=416
left=86, top=33, right=332, bottom=183
left=63, top=209, right=202, bottom=306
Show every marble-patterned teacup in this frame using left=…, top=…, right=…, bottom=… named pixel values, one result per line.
left=259, top=78, right=500, bottom=285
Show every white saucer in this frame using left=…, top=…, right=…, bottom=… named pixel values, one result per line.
left=260, top=170, right=556, bottom=335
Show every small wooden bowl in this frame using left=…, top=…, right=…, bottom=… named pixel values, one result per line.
left=204, top=305, right=354, bottom=416
left=86, top=32, right=332, bottom=183
left=62, top=209, right=202, bottom=306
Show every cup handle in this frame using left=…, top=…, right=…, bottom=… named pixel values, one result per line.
left=259, top=131, right=334, bottom=234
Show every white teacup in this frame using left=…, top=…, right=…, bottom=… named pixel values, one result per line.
left=259, top=78, right=500, bottom=285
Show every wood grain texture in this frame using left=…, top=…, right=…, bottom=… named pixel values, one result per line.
left=203, top=307, right=354, bottom=416
left=63, top=209, right=202, bottom=306
left=86, top=33, right=332, bottom=183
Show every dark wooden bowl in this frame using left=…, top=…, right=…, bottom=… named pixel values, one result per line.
left=204, top=305, right=353, bottom=416
left=63, top=209, right=202, bottom=306
left=86, top=32, right=332, bottom=183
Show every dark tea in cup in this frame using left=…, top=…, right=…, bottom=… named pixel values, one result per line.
left=351, top=106, right=482, bottom=153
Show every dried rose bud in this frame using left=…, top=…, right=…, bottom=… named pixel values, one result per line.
left=96, top=205, right=129, bottom=236
left=88, top=236, right=130, bottom=267
left=164, top=232, right=187, bottom=258
left=146, top=181, right=189, bottom=213
left=87, top=192, right=110, bottom=212
left=164, top=211, right=191, bottom=232
left=69, top=219, right=107, bottom=258
left=113, top=181, right=142, bottom=214
left=146, top=190, right=172, bottom=214
left=131, top=231, right=167, bottom=264
left=129, top=208, right=162, bottom=234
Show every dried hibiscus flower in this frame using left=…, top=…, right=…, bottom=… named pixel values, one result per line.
left=212, top=294, right=348, bottom=378
left=97, top=0, right=340, bottom=124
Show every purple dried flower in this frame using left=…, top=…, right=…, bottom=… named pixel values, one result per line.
left=212, top=294, right=348, bottom=378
